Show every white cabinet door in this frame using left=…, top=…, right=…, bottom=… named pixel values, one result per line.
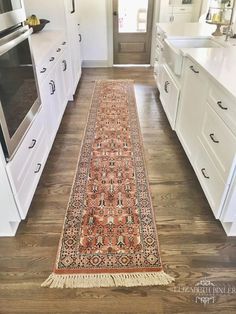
left=159, top=65, right=180, bottom=130
left=64, top=0, right=82, bottom=94
left=176, top=59, right=208, bottom=159
left=40, top=69, right=61, bottom=143
left=194, top=139, right=227, bottom=219
left=24, top=0, right=81, bottom=97
left=59, top=51, right=72, bottom=112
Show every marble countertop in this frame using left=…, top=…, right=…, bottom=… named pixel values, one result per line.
left=185, top=47, right=236, bottom=99
left=157, top=22, right=236, bottom=99
left=157, top=22, right=216, bottom=39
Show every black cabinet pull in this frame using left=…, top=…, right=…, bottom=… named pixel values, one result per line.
left=209, top=133, right=219, bottom=143
left=71, top=0, right=75, bottom=13
left=201, top=168, right=210, bottom=179
left=190, top=65, right=199, bottom=74
left=34, top=163, right=42, bottom=174
left=40, top=67, right=47, bottom=73
left=217, top=101, right=228, bottom=110
left=79, top=34, right=82, bottom=42
left=164, top=81, right=170, bottom=93
left=49, top=57, right=55, bottom=62
left=52, top=80, right=56, bottom=93
left=28, top=139, right=37, bottom=149
left=62, top=41, right=67, bottom=45
left=49, top=80, right=54, bottom=95
left=62, top=60, right=67, bottom=71
left=56, top=48, right=61, bottom=52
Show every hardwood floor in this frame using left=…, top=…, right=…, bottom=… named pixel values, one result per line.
left=0, top=67, right=236, bottom=314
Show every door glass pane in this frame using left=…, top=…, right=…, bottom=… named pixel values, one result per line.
left=118, top=0, right=148, bottom=33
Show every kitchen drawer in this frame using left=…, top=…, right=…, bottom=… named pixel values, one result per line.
left=194, top=139, right=228, bottom=219
left=172, top=6, right=193, bottom=14
left=15, top=130, right=49, bottom=219
left=6, top=106, right=45, bottom=193
left=36, top=40, right=68, bottom=81
left=156, top=28, right=165, bottom=43
left=156, top=37, right=164, bottom=50
left=207, top=82, right=236, bottom=136
left=199, top=103, right=236, bottom=183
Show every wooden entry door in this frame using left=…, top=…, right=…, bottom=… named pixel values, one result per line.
left=113, top=0, right=154, bottom=64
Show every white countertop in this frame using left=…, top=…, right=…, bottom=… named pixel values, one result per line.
left=157, top=22, right=216, bottom=39
left=30, top=30, right=65, bottom=66
left=185, top=47, right=236, bottom=99
left=157, top=22, right=236, bottom=99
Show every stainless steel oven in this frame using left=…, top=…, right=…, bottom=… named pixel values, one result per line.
left=0, top=20, right=41, bottom=159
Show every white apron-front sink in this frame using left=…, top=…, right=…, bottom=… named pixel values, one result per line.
left=163, top=38, right=224, bottom=76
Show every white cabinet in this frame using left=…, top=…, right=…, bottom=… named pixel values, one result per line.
left=64, top=0, right=82, bottom=93
left=24, top=0, right=82, bottom=96
left=159, top=64, right=180, bottom=130
left=199, top=103, right=236, bottom=183
left=154, top=27, right=181, bottom=131
left=37, top=40, right=71, bottom=145
left=0, top=149, right=21, bottom=236
left=6, top=106, right=49, bottom=219
left=154, top=31, right=164, bottom=90
left=176, top=56, right=236, bottom=235
left=194, top=139, right=228, bottom=219
left=176, top=58, right=208, bottom=159
left=1, top=1, right=80, bottom=237
left=159, top=0, right=193, bottom=23
left=169, top=6, right=193, bottom=23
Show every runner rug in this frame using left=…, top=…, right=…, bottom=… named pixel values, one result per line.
left=42, top=80, right=174, bottom=288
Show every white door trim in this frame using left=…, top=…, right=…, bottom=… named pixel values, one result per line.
left=106, top=0, right=114, bottom=67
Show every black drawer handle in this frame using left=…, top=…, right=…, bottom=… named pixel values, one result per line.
left=40, top=67, right=47, bottom=73
left=28, top=139, right=37, bottom=149
left=71, top=0, right=75, bottom=13
left=56, top=48, right=61, bottom=52
left=49, top=57, right=55, bottom=62
left=209, top=133, right=219, bottom=144
left=62, top=60, right=67, bottom=71
left=164, top=81, right=170, bottom=93
left=190, top=65, right=199, bottom=74
left=201, top=168, right=210, bottom=179
left=217, top=101, right=228, bottom=110
left=49, top=80, right=55, bottom=95
left=79, top=34, right=82, bottom=42
left=34, top=163, right=42, bottom=174
left=62, top=41, right=67, bottom=45
left=52, top=80, right=56, bottom=93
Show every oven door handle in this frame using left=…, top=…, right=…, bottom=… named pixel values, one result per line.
left=0, top=27, right=33, bottom=57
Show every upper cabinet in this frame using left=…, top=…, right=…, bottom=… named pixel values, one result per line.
left=159, top=0, right=203, bottom=23
left=24, top=0, right=82, bottom=96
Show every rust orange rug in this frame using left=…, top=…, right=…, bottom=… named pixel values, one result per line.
left=42, top=80, right=174, bottom=288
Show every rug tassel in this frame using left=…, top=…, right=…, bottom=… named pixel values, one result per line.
left=41, top=271, right=174, bottom=289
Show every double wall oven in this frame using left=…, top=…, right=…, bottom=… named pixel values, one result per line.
left=0, top=0, right=40, bottom=159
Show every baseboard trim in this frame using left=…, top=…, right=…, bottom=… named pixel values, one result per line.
left=82, top=60, right=109, bottom=68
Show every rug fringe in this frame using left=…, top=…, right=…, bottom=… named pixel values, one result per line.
left=41, top=271, right=174, bottom=289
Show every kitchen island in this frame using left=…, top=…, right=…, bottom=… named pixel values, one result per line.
left=154, top=22, right=236, bottom=236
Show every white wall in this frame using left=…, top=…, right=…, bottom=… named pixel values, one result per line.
left=78, top=0, right=108, bottom=66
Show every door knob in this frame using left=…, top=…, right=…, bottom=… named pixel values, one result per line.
left=113, top=11, right=118, bottom=16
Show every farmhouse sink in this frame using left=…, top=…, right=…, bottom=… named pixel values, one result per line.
left=163, top=38, right=224, bottom=76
